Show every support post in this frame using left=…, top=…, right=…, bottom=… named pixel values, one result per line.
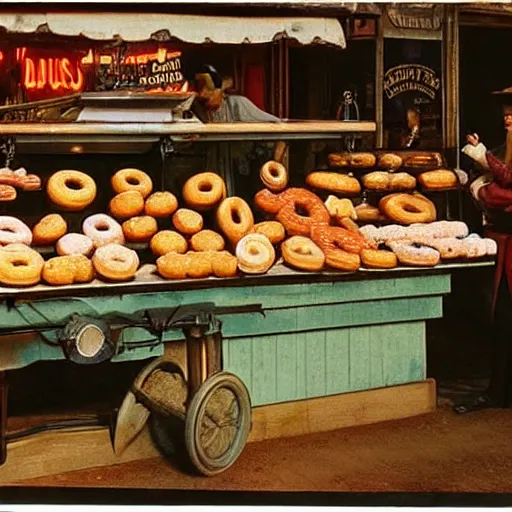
left=0, top=372, right=7, bottom=465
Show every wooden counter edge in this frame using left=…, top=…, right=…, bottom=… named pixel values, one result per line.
left=1, top=379, right=435, bottom=484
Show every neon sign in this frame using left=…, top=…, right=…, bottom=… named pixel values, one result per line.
left=17, top=47, right=86, bottom=94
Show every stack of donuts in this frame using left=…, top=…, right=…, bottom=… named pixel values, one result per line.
left=318, top=150, right=461, bottom=226
left=0, top=155, right=497, bottom=289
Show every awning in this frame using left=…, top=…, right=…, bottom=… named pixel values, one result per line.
left=0, top=13, right=346, bottom=48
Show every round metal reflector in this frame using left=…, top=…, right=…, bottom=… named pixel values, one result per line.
left=75, top=323, right=106, bottom=358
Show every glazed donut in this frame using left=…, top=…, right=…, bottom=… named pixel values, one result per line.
left=42, top=255, right=95, bottom=286
left=260, top=161, right=288, bottom=192
left=172, top=209, right=204, bottom=235
left=275, top=188, right=330, bottom=236
left=190, top=230, right=225, bottom=252
left=378, top=153, right=403, bottom=171
left=236, top=233, right=275, bottom=274
left=325, top=196, right=357, bottom=221
left=182, top=172, right=226, bottom=210
left=310, top=224, right=368, bottom=271
left=360, top=249, right=398, bottom=269
left=82, top=214, right=125, bottom=248
left=0, top=217, right=32, bottom=246
left=47, top=170, right=97, bottom=211
left=92, top=243, right=139, bottom=281
left=251, top=221, right=286, bottom=245
left=216, top=197, right=254, bottom=245
left=328, top=152, right=376, bottom=169
left=144, top=191, right=178, bottom=218
left=32, top=214, right=67, bottom=245
left=379, top=193, right=436, bottom=225
left=281, top=236, right=325, bottom=272
left=254, top=188, right=289, bottom=214
left=122, top=216, right=158, bottom=243
left=0, top=244, right=44, bottom=286
left=306, top=172, right=361, bottom=196
left=111, top=168, right=153, bottom=198
left=56, top=233, right=94, bottom=257
left=418, top=170, right=458, bottom=190
left=109, top=191, right=145, bottom=219
left=388, top=241, right=440, bottom=267
left=150, top=230, right=188, bottom=257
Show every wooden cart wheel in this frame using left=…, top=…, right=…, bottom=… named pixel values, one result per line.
left=184, top=371, right=251, bottom=476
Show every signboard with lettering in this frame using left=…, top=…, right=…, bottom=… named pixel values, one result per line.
left=383, top=39, right=443, bottom=150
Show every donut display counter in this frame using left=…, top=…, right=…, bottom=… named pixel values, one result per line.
left=0, top=120, right=496, bottom=482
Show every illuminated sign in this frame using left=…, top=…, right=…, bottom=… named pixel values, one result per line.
left=16, top=47, right=86, bottom=96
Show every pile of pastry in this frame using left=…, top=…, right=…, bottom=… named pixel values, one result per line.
left=304, top=151, right=460, bottom=225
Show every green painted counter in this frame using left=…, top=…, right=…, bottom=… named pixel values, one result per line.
left=0, top=267, right=461, bottom=406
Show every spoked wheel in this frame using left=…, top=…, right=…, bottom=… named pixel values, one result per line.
left=184, top=371, right=252, bottom=476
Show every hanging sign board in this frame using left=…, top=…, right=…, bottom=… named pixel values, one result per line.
left=383, top=64, right=441, bottom=101
left=382, top=4, right=443, bottom=41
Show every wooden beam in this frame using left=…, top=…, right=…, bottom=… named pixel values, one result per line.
left=0, top=379, right=435, bottom=484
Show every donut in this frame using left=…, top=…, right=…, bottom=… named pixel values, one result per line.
left=328, top=152, right=376, bottom=169
left=251, top=221, right=286, bottom=244
left=0, top=217, right=32, bottom=246
left=32, top=214, right=67, bottom=245
left=92, top=243, right=139, bottom=281
left=172, top=208, right=203, bottom=235
left=281, top=236, right=325, bottom=272
left=144, top=191, right=178, bottom=218
left=156, top=252, right=214, bottom=280
left=379, top=193, right=436, bottom=225
left=388, top=241, right=440, bottom=267
left=0, top=244, right=44, bottom=286
left=355, top=202, right=387, bottom=223
left=254, top=188, right=289, bottom=214
left=42, top=255, right=95, bottom=286
left=216, top=197, right=254, bottom=245
left=236, top=233, right=275, bottom=274
left=150, top=230, right=188, bottom=256
left=310, top=224, right=368, bottom=271
left=306, top=172, right=361, bottom=196
left=275, top=189, right=330, bottom=236
left=111, top=168, right=153, bottom=198
left=56, top=233, right=94, bottom=257
left=363, top=172, right=416, bottom=192
left=190, top=230, right=225, bottom=252
left=260, top=161, right=288, bottom=192
left=378, top=153, right=403, bottom=170
left=182, top=172, right=226, bottom=210
left=360, top=249, right=398, bottom=269
left=122, top=216, right=158, bottom=243
left=82, top=214, right=125, bottom=248
left=109, top=191, right=145, bottom=219
left=209, top=251, right=238, bottom=278
left=418, top=170, right=458, bottom=190
left=47, top=170, right=97, bottom=211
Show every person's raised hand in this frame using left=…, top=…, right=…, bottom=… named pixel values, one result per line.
left=467, top=133, right=479, bottom=146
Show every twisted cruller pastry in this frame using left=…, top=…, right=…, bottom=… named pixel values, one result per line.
left=310, top=224, right=370, bottom=272
left=216, top=197, right=254, bottom=246
left=42, top=255, right=95, bottom=286
left=260, top=161, right=288, bottom=192
left=236, top=233, right=276, bottom=274
left=251, top=221, right=286, bottom=245
left=281, top=236, right=325, bottom=272
left=0, top=244, right=44, bottom=286
left=255, top=188, right=330, bottom=237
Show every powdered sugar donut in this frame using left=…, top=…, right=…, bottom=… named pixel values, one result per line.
left=388, top=241, right=440, bottom=267
left=56, top=233, right=94, bottom=257
left=83, top=214, right=125, bottom=248
left=484, top=238, right=498, bottom=256
left=0, top=217, right=32, bottom=246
